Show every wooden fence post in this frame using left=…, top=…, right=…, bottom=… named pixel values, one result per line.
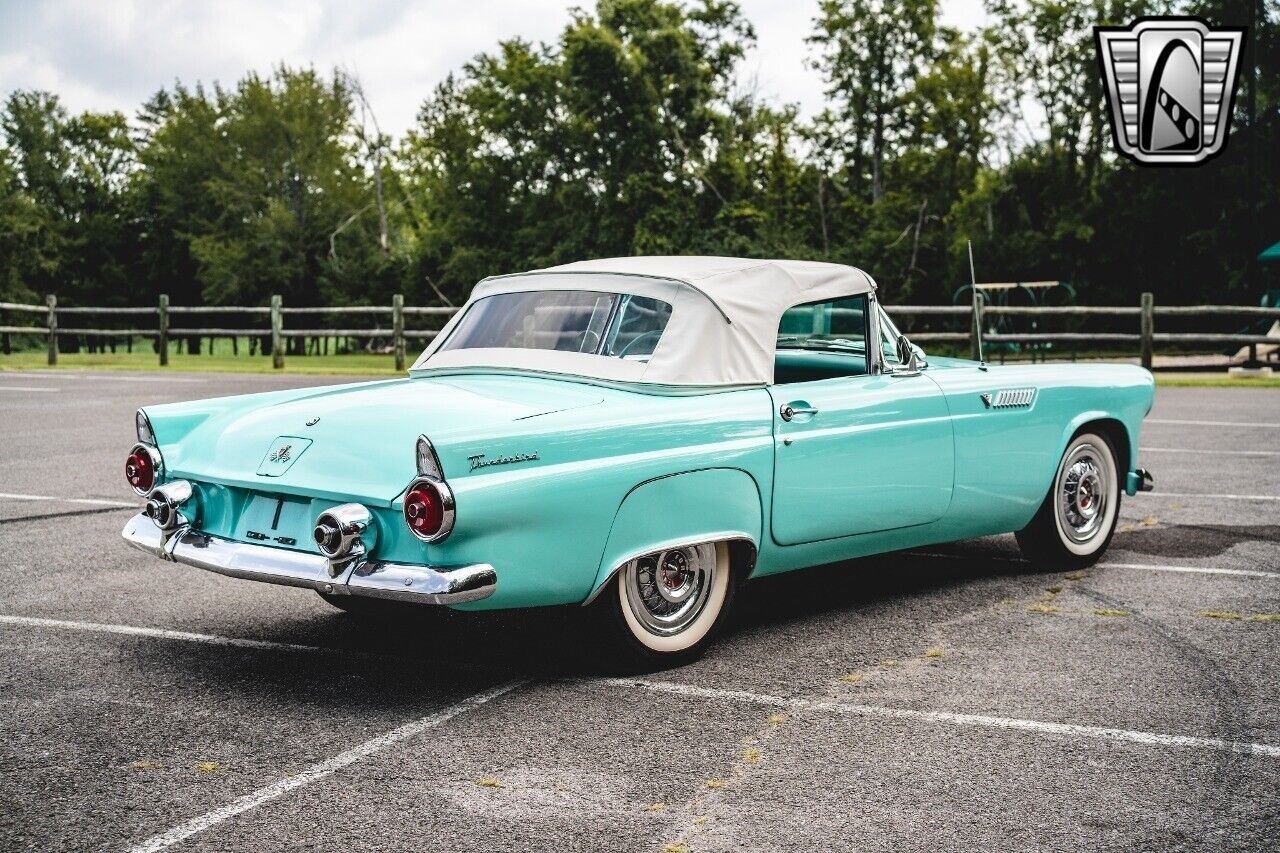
left=271, top=294, right=284, bottom=369
left=969, top=292, right=984, bottom=362
left=393, top=293, right=405, bottom=371
left=46, top=294, right=57, bottom=366
left=1140, top=292, right=1153, bottom=370
left=157, top=293, right=169, bottom=366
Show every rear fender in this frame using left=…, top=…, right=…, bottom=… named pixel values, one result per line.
left=585, top=468, right=762, bottom=604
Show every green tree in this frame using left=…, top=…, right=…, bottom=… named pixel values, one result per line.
left=134, top=84, right=224, bottom=312
left=186, top=68, right=364, bottom=311
left=0, top=148, right=56, bottom=304
left=810, top=0, right=939, bottom=203
left=401, top=0, right=758, bottom=297
left=1, top=92, right=136, bottom=315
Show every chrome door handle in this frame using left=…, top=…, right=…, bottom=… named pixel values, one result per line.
left=780, top=403, right=819, bottom=421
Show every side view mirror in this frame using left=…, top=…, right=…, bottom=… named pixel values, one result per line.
left=893, top=334, right=922, bottom=376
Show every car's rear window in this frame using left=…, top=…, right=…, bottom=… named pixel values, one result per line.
left=439, top=290, right=673, bottom=359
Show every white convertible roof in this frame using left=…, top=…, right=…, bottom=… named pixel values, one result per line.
left=412, top=256, right=876, bottom=387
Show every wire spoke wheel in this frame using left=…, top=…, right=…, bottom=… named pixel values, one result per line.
left=1056, top=444, right=1110, bottom=544
left=623, top=544, right=717, bottom=637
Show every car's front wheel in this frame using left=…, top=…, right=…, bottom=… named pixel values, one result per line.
left=1016, top=430, right=1121, bottom=570
left=595, top=541, right=737, bottom=670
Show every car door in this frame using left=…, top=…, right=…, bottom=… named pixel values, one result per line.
left=767, top=296, right=955, bottom=546
left=769, top=373, right=955, bottom=545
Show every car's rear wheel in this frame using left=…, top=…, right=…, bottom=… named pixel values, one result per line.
left=594, top=541, right=737, bottom=670
left=1016, top=430, right=1121, bottom=571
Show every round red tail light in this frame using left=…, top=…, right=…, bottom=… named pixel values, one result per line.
left=125, top=446, right=158, bottom=495
left=403, top=477, right=455, bottom=542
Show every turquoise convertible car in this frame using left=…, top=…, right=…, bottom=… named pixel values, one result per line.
left=123, top=257, right=1155, bottom=665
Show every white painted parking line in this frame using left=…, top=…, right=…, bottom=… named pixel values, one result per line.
left=0, top=492, right=135, bottom=507
left=1141, top=447, right=1280, bottom=457
left=599, top=678, right=1280, bottom=759
left=1, top=371, right=208, bottom=383
left=0, top=385, right=58, bottom=392
left=1140, top=492, right=1280, bottom=502
left=913, top=551, right=1279, bottom=580
left=1103, top=563, right=1280, bottom=579
left=1147, top=419, right=1280, bottom=429
left=0, top=615, right=381, bottom=657
left=127, top=680, right=523, bottom=853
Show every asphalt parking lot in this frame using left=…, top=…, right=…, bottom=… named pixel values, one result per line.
left=1, top=369, right=1278, bottom=852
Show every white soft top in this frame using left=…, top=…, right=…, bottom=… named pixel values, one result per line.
left=411, top=256, right=876, bottom=387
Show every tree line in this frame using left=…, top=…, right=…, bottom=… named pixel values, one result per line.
left=0, top=0, right=1276, bottom=331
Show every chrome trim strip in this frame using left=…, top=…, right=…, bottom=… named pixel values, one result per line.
left=867, top=292, right=885, bottom=376
left=407, top=366, right=767, bottom=395
left=121, top=512, right=495, bottom=605
left=986, top=388, right=1037, bottom=409
left=135, top=408, right=156, bottom=444
left=416, top=434, right=446, bottom=479
left=348, top=560, right=496, bottom=605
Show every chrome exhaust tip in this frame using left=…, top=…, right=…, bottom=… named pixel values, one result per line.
left=313, top=521, right=340, bottom=553
left=313, top=503, right=371, bottom=576
left=146, top=480, right=194, bottom=531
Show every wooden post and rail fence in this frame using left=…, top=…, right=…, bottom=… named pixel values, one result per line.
left=2, top=291, right=1278, bottom=371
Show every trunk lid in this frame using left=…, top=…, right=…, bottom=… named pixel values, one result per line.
left=164, top=375, right=602, bottom=503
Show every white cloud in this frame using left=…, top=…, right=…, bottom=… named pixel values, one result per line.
left=0, top=0, right=987, bottom=137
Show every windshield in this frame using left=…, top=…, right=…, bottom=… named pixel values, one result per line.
left=439, top=290, right=673, bottom=360
left=776, top=294, right=869, bottom=353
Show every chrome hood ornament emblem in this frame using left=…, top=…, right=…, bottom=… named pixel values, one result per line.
left=1095, top=17, right=1245, bottom=165
left=256, top=436, right=312, bottom=477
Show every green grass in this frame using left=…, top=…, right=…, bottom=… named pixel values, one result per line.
left=1154, top=373, right=1280, bottom=388
left=2, top=346, right=1277, bottom=385
left=0, top=349, right=399, bottom=375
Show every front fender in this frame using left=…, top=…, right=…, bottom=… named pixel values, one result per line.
left=1055, top=408, right=1145, bottom=497
left=586, top=468, right=762, bottom=603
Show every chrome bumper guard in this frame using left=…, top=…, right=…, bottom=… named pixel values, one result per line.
left=121, top=512, right=495, bottom=605
left=1126, top=468, right=1155, bottom=495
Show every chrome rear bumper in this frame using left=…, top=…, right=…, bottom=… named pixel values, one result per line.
left=121, top=512, right=495, bottom=605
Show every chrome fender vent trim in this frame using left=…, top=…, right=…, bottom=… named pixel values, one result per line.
left=981, top=388, right=1037, bottom=409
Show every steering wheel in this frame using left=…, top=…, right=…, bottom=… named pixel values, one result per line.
left=616, top=329, right=663, bottom=357
left=578, top=329, right=602, bottom=353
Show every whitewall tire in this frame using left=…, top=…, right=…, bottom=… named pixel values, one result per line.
left=1016, top=431, right=1121, bottom=570
left=596, top=541, right=738, bottom=669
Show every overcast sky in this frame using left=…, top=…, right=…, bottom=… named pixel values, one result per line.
left=0, top=0, right=987, bottom=138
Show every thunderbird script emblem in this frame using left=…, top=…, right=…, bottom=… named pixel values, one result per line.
left=1095, top=18, right=1245, bottom=165
left=468, top=451, right=540, bottom=472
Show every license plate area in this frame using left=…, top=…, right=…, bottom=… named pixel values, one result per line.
left=234, top=493, right=314, bottom=550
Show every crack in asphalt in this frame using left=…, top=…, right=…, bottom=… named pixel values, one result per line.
left=1075, top=584, right=1263, bottom=853
left=0, top=505, right=128, bottom=525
